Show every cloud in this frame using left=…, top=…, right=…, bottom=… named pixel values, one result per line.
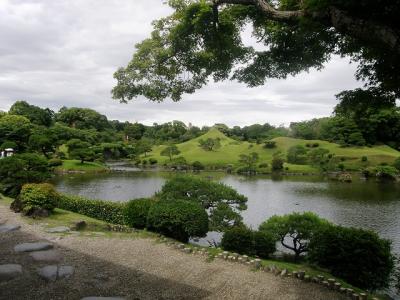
left=0, top=0, right=364, bottom=127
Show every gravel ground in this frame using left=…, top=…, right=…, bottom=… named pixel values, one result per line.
left=0, top=203, right=346, bottom=300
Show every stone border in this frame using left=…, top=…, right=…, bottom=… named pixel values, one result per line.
left=156, top=237, right=377, bottom=300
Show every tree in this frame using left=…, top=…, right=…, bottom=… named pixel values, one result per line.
left=259, top=212, right=328, bottom=261
left=286, top=145, right=308, bottom=164
left=160, top=144, right=180, bottom=161
left=238, top=152, right=259, bottom=172
left=0, top=115, right=32, bottom=151
left=0, top=153, right=51, bottom=197
left=271, top=151, right=284, bottom=171
left=394, top=157, right=400, bottom=171
left=136, top=139, right=153, bottom=157
left=66, top=139, right=95, bottom=164
left=112, top=1, right=400, bottom=104
left=56, top=107, right=110, bottom=130
left=198, top=137, right=221, bottom=151
left=9, top=100, right=53, bottom=127
left=159, top=176, right=247, bottom=231
left=124, top=122, right=145, bottom=141
left=28, top=133, right=54, bottom=158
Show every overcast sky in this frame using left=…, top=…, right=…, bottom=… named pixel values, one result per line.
left=0, top=0, right=364, bottom=127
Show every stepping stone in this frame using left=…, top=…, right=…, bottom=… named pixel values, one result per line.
left=58, top=266, right=74, bottom=279
left=0, top=264, right=22, bottom=281
left=46, top=226, right=70, bottom=233
left=30, top=250, right=62, bottom=262
left=37, top=265, right=58, bottom=282
left=0, top=224, right=20, bottom=233
left=14, top=242, right=53, bottom=253
left=81, top=297, right=125, bottom=300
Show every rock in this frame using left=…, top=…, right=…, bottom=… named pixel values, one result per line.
left=30, top=250, right=62, bottom=262
left=0, top=264, right=22, bottom=281
left=81, top=297, right=126, bottom=300
left=29, top=208, right=50, bottom=218
left=38, top=265, right=58, bottom=282
left=46, top=226, right=70, bottom=233
left=14, top=242, right=53, bottom=253
left=0, top=219, right=7, bottom=225
left=0, top=224, right=21, bottom=233
left=298, top=270, right=305, bottom=280
left=280, top=269, right=288, bottom=277
left=58, top=266, right=74, bottom=279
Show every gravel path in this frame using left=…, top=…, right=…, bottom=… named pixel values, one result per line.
left=0, top=203, right=345, bottom=300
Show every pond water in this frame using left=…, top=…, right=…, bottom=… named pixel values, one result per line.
left=52, top=169, right=400, bottom=254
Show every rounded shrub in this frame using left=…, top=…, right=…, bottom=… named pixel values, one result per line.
left=253, top=231, right=276, bottom=258
left=149, top=158, right=158, bottom=165
left=221, top=226, right=254, bottom=255
left=19, top=183, right=59, bottom=215
left=124, top=198, right=156, bottom=229
left=146, top=200, right=208, bottom=242
left=192, top=160, right=205, bottom=171
left=308, top=225, right=394, bottom=290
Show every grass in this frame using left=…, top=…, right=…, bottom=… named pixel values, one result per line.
left=55, top=159, right=109, bottom=173
left=145, top=128, right=400, bottom=172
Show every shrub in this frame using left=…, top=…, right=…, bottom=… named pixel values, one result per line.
left=287, top=145, right=308, bottom=164
left=146, top=200, right=208, bottom=242
left=271, top=153, right=284, bottom=171
left=393, top=157, right=400, bottom=171
left=142, top=159, right=148, bottom=165
left=364, top=166, right=398, bottom=181
left=264, top=140, right=276, bottom=149
left=48, top=158, right=62, bottom=167
left=124, top=198, right=156, bottom=229
left=192, top=160, right=205, bottom=171
left=312, top=142, right=319, bottom=148
left=258, top=163, right=268, bottom=168
left=0, top=153, right=51, bottom=197
left=221, top=226, right=254, bottom=255
left=221, top=226, right=276, bottom=258
left=58, top=194, right=125, bottom=225
left=308, top=225, right=394, bottom=290
left=253, top=231, right=276, bottom=258
left=149, top=158, right=158, bottom=165
left=361, top=156, right=368, bottom=162
left=19, top=183, right=59, bottom=215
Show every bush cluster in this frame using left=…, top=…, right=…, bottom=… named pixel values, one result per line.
left=147, top=200, right=208, bottom=242
left=123, top=198, right=156, bottom=229
left=221, top=226, right=276, bottom=258
left=19, top=183, right=59, bottom=215
left=58, top=194, right=126, bottom=225
left=308, top=225, right=394, bottom=290
left=48, top=158, right=63, bottom=167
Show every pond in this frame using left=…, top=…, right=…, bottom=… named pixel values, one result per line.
left=52, top=169, right=400, bottom=254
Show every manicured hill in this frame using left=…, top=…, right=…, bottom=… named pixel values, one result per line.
left=146, top=128, right=400, bottom=171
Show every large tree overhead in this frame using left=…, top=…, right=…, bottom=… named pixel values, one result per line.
left=112, top=0, right=400, bottom=102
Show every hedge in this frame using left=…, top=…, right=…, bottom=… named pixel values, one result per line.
left=123, top=198, right=157, bottom=229
left=58, top=194, right=126, bottom=225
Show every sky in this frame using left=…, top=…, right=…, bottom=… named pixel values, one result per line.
left=0, top=0, right=364, bottom=127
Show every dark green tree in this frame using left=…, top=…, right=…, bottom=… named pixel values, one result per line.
left=286, top=145, right=308, bottom=164
left=9, top=100, right=53, bottom=127
left=238, top=152, right=259, bottom=171
left=112, top=1, right=400, bottom=103
left=198, top=137, right=221, bottom=151
left=0, top=115, right=32, bottom=151
left=160, top=144, right=181, bottom=161
left=66, top=139, right=95, bottom=164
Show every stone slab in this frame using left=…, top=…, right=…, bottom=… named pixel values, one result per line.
left=81, top=298, right=126, bottom=300
left=0, top=264, right=22, bottom=281
left=30, top=250, right=62, bottom=262
left=58, top=266, right=74, bottom=279
left=46, top=226, right=70, bottom=233
left=14, top=242, right=53, bottom=253
left=38, top=265, right=58, bottom=282
left=0, top=224, right=21, bottom=233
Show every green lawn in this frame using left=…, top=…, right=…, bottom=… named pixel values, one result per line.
left=55, top=160, right=109, bottom=172
left=145, top=128, right=400, bottom=172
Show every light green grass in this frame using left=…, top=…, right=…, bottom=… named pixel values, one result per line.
left=55, top=160, right=109, bottom=172
left=145, top=128, right=400, bottom=172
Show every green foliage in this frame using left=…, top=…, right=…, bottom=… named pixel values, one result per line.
left=149, top=158, right=158, bottom=165
left=20, top=183, right=59, bottom=214
left=287, top=145, right=308, bottom=164
left=48, top=158, right=63, bottom=167
left=146, top=200, right=208, bottom=242
left=0, top=153, right=50, bottom=197
left=198, top=137, right=221, bottom=151
left=271, top=151, right=284, bottom=171
left=67, top=139, right=95, bottom=163
left=308, top=225, right=394, bottom=290
left=57, top=194, right=126, bottom=225
left=238, top=152, right=259, bottom=173
left=364, top=165, right=398, bottom=181
left=9, top=100, right=53, bottom=127
left=56, top=107, right=110, bottom=130
left=221, top=226, right=276, bottom=258
left=160, top=144, right=180, bottom=161
left=159, top=176, right=247, bottom=231
left=0, top=114, right=32, bottom=151
left=259, top=212, right=328, bottom=261
left=28, top=133, right=54, bottom=158
left=123, top=198, right=156, bottom=229
left=263, top=140, right=276, bottom=149
left=361, top=156, right=368, bottom=162
left=192, top=160, right=205, bottom=170
left=393, top=157, right=400, bottom=171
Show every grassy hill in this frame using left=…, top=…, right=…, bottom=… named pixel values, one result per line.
left=145, top=128, right=400, bottom=172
